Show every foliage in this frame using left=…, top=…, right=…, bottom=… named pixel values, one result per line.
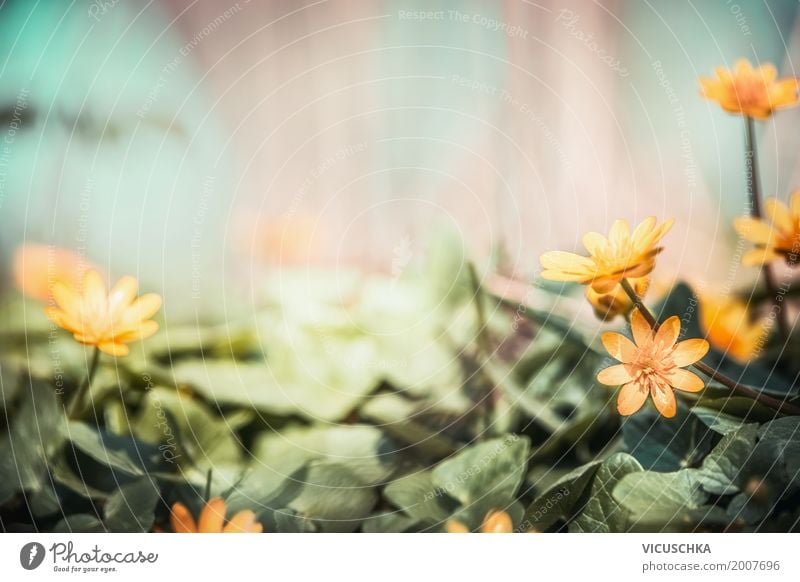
left=2, top=237, right=800, bottom=533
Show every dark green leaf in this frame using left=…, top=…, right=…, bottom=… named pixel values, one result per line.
left=571, top=453, right=643, bottom=532
left=522, top=460, right=602, bottom=531
left=695, top=424, right=758, bottom=495
left=623, top=405, right=714, bottom=472
left=0, top=379, right=66, bottom=504
left=104, top=478, right=160, bottom=532
left=613, top=469, right=708, bottom=527
left=384, top=471, right=454, bottom=525
left=431, top=435, right=530, bottom=508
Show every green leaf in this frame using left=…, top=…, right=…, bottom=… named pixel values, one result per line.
left=613, top=469, right=708, bottom=527
left=104, top=478, right=161, bottom=532
left=251, top=424, right=397, bottom=487
left=360, top=393, right=463, bottom=459
left=362, top=511, right=419, bottom=533
left=522, top=460, right=602, bottom=531
left=384, top=471, right=455, bottom=526
left=694, top=395, right=779, bottom=424
left=757, top=416, right=800, bottom=485
left=66, top=421, right=146, bottom=476
left=132, top=387, right=248, bottom=488
left=691, top=407, right=746, bottom=435
left=571, top=453, right=643, bottom=532
left=695, top=424, right=758, bottom=495
left=272, top=508, right=318, bottom=533
left=287, top=462, right=377, bottom=532
left=623, top=405, right=714, bottom=472
left=431, top=435, right=530, bottom=508
left=0, top=379, right=66, bottom=504
left=52, top=514, right=106, bottom=533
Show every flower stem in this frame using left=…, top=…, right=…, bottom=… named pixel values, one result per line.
left=620, top=278, right=800, bottom=415
left=467, top=262, right=497, bottom=436
left=745, top=116, right=790, bottom=340
left=67, top=347, right=101, bottom=419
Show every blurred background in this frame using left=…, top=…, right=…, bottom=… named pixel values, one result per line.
left=1, top=0, right=799, bottom=322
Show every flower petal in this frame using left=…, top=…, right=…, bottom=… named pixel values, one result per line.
left=82, top=270, right=107, bottom=313
left=582, top=232, right=607, bottom=255
left=601, top=332, right=638, bottom=363
left=654, top=315, right=681, bottom=350
left=198, top=498, right=227, bottom=533
left=664, top=368, right=705, bottom=393
left=590, top=275, right=622, bottom=294
left=734, top=217, right=774, bottom=244
left=650, top=380, right=677, bottom=418
left=630, top=309, right=652, bottom=347
left=128, top=293, right=163, bottom=321
left=630, top=216, right=657, bottom=248
left=170, top=502, right=197, bottom=533
left=96, top=341, right=130, bottom=357
left=223, top=510, right=263, bottom=533
left=608, top=219, right=630, bottom=247
left=765, top=198, right=793, bottom=235
left=540, top=251, right=596, bottom=278
left=597, top=364, right=634, bottom=385
left=447, top=520, right=470, bottom=533
left=742, top=247, right=779, bottom=267
left=44, top=306, right=79, bottom=334
left=115, top=320, right=159, bottom=343
left=617, top=381, right=648, bottom=416
left=52, top=281, right=81, bottom=315
left=108, top=276, right=138, bottom=312
left=791, top=191, right=800, bottom=218
left=671, top=338, right=710, bottom=366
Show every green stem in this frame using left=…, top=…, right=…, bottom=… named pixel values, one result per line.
left=467, top=262, right=497, bottom=435
left=620, top=278, right=800, bottom=415
left=745, top=117, right=790, bottom=340
left=67, top=347, right=101, bottom=419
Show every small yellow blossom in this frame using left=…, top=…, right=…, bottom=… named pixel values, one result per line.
left=700, top=59, right=799, bottom=119
left=586, top=276, right=649, bottom=320
left=700, top=295, right=768, bottom=363
left=734, top=191, right=800, bottom=267
left=170, top=498, right=263, bottom=533
left=597, top=309, right=709, bottom=418
left=447, top=509, right=513, bottom=533
left=540, top=217, right=673, bottom=293
left=13, top=243, right=99, bottom=302
left=44, top=270, right=161, bottom=356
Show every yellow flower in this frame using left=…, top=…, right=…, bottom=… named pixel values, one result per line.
left=700, top=295, right=768, bottom=363
left=170, top=498, right=263, bottom=533
left=446, top=509, right=513, bottom=533
left=44, top=270, right=161, bottom=356
left=734, top=192, right=800, bottom=267
left=13, top=243, right=99, bottom=302
left=540, top=217, right=673, bottom=293
left=586, top=276, right=649, bottom=320
left=597, top=309, right=709, bottom=418
left=700, top=59, right=799, bottom=119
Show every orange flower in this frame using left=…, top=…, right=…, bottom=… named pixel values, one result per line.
left=44, top=270, right=161, bottom=356
left=170, top=498, right=263, bottom=533
left=540, top=217, right=673, bottom=293
left=734, top=191, right=800, bottom=267
left=597, top=309, right=709, bottom=418
left=13, top=243, right=99, bottom=302
left=447, top=509, right=513, bottom=533
left=586, top=276, right=649, bottom=320
left=700, top=59, right=799, bottom=119
left=700, top=295, right=768, bottom=363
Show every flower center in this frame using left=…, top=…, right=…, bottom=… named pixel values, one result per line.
left=732, top=78, right=768, bottom=108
